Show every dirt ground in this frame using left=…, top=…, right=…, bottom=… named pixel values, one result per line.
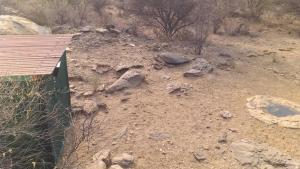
left=67, top=28, right=300, bottom=169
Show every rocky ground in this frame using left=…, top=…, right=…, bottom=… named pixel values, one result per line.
left=66, top=26, right=300, bottom=169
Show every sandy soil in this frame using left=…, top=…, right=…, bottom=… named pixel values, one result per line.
left=67, top=29, right=300, bottom=169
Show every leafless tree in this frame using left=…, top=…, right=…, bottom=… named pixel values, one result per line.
left=246, top=0, right=267, bottom=20
left=193, top=0, right=214, bottom=55
left=91, top=0, right=107, bottom=16
left=131, top=0, right=196, bottom=39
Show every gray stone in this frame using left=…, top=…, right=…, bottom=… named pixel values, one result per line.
left=106, top=70, right=145, bottom=93
left=80, top=26, right=92, bottom=33
left=112, top=153, right=134, bottom=168
left=92, top=64, right=112, bottom=74
left=166, top=83, right=191, bottom=95
left=218, top=132, right=228, bottom=144
left=157, top=52, right=191, bottom=65
left=231, top=140, right=300, bottom=168
left=115, top=64, right=144, bottom=75
left=184, top=58, right=213, bottom=77
left=83, top=91, right=95, bottom=97
left=193, top=149, right=207, bottom=162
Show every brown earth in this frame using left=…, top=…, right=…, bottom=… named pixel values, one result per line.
left=67, top=28, right=300, bottom=169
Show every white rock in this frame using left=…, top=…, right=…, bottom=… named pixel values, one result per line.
left=112, top=153, right=134, bottom=168
left=109, top=165, right=123, bottom=169
left=220, top=111, right=233, bottom=119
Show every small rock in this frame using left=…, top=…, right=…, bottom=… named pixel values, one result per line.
left=96, top=28, right=109, bottom=34
left=109, top=165, right=123, bottom=169
left=92, top=64, right=112, bottom=74
left=106, top=70, right=145, bottom=93
left=83, top=91, right=95, bottom=97
left=161, top=75, right=171, bottom=80
left=220, top=111, right=233, bottom=119
left=80, top=26, right=92, bottom=33
left=218, top=132, right=228, bottom=144
left=109, top=28, right=121, bottom=34
left=184, top=58, right=213, bottom=77
left=153, top=63, right=163, bottom=70
left=93, top=149, right=111, bottom=166
left=86, top=160, right=106, bottom=169
left=97, top=102, right=109, bottom=113
left=115, top=64, right=144, bottom=75
left=193, top=149, right=207, bottom=162
left=112, top=153, right=134, bottom=168
left=83, top=100, right=98, bottom=114
left=148, top=132, right=170, bottom=141
left=97, top=84, right=106, bottom=92
left=72, top=33, right=82, bottom=40
left=128, top=43, right=135, bottom=47
left=166, top=83, right=191, bottom=95
left=157, top=52, right=191, bottom=65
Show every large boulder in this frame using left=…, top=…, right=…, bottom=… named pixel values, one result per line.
left=106, top=70, right=145, bottom=93
left=156, top=52, right=191, bottom=65
left=0, top=15, right=51, bottom=35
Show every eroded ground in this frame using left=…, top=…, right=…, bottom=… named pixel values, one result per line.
left=68, top=29, right=300, bottom=169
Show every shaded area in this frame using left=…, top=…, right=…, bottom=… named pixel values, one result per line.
left=266, top=104, right=300, bottom=117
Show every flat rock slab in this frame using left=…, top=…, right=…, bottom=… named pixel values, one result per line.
left=231, top=140, right=300, bottom=168
left=247, top=95, right=300, bottom=128
left=157, top=52, right=191, bottom=65
left=106, top=70, right=145, bottom=93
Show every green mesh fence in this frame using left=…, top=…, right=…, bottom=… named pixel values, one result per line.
left=0, top=53, right=71, bottom=169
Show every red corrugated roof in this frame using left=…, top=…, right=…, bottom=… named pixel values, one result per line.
left=0, top=35, right=72, bottom=76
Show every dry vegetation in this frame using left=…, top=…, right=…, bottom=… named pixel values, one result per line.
left=0, top=78, right=68, bottom=169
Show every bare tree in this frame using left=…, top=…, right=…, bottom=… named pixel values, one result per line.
left=91, top=0, right=107, bottom=16
left=131, top=0, right=196, bottom=39
left=194, top=0, right=214, bottom=55
left=246, top=0, right=267, bottom=20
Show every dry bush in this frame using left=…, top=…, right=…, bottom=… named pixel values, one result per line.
left=130, top=0, right=196, bottom=39
left=0, top=77, right=70, bottom=169
left=91, top=0, right=107, bottom=16
left=193, top=0, right=214, bottom=55
left=286, top=0, right=300, bottom=14
left=246, top=0, right=267, bottom=20
left=0, top=77, right=95, bottom=169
